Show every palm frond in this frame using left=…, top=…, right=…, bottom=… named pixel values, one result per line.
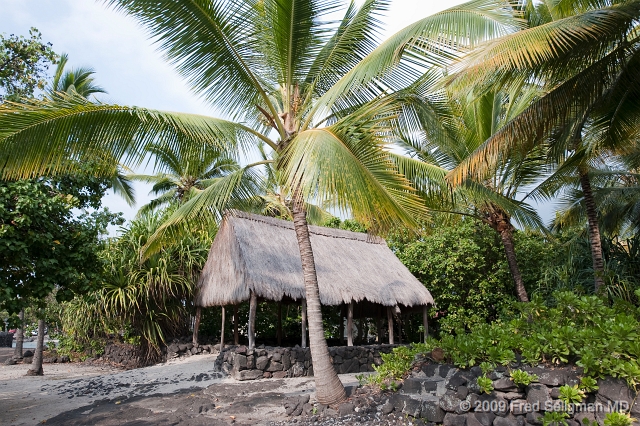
left=310, top=0, right=522, bottom=118
left=280, top=124, right=427, bottom=233
left=141, top=164, right=265, bottom=258
left=0, top=94, right=259, bottom=179
left=105, top=0, right=280, bottom=124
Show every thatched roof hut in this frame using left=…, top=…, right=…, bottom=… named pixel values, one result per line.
left=196, top=211, right=433, bottom=309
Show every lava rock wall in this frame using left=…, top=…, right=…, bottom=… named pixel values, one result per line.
left=215, top=344, right=398, bottom=380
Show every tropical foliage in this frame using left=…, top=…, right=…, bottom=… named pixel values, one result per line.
left=371, top=291, right=640, bottom=388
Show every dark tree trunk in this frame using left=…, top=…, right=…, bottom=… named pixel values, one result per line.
left=499, top=227, right=529, bottom=302
left=291, top=200, right=346, bottom=405
left=26, top=318, right=45, bottom=376
left=192, top=306, right=201, bottom=346
left=486, top=208, right=529, bottom=302
left=14, top=310, right=24, bottom=358
left=579, top=169, right=605, bottom=292
left=422, top=306, right=429, bottom=342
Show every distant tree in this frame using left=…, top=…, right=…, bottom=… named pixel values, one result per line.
left=0, top=176, right=123, bottom=374
left=0, top=27, right=57, bottom=101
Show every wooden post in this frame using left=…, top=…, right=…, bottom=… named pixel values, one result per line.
left=220, top=306, right=226, bottom=350
left=277, top=302, right=282, bottom=346
left=397, top=314, right=402, bottom=344
left=357, top=318, right=365, bottom=344
left=387, top=307, right=394, bottom=345
left=301, top=299, right=307, bottom=348
left=248, top=292, right=257, bottom=350
left=347, top=302, right=354, bottom=347
left=234, top=305, right=239, bottom=345
left=338, top=305, right=345, bottom=345
left=422, top=305, right=429, bottom=342
left=192, top=306, right=201, bottom=346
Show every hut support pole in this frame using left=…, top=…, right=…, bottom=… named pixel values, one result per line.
left=192, top=306, right=201, bottom=346
left=422, top=306, right=429, bottom=342
left=220, top=306, right=226, bottom=350
left=277, top=302, right=282, bottom=346
left=347, top=302, right=354, bottom=347
left=234, top=305, right=239, bottom=345
left=338, top=306, right=344, bottom=345
left=387, top=307, right=394, bottom=345
left=398, top=315, right=402, bottom=344
left=301, top=299, right=307, bottom=348
left=248, top=292, right=257, bottom=350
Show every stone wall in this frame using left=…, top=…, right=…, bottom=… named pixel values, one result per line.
left=0, top=332, right=13, bottom=347
left=387, top=363, right=640, bottom=425
left=215, top=344, right=398, bottom=381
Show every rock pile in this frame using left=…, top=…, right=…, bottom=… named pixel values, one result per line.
left=275, top=363, right=640, bottom=425
left=215, top=344, right=397, bottom=380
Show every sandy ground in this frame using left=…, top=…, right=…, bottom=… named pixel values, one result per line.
left=0, top=349, right=361, bottom=426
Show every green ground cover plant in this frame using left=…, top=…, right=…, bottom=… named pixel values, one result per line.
left=370, top=291, right=640, bottom=388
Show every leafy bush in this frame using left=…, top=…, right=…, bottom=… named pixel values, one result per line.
left=389, top=219, right=553, bottom=333
left=542, top=411, right=569, bottom=426
left=603, top=412, right=636, bottom=426
left=477, top=375, right=494, bottom=394
left=371, top=291, right=640, bottom=389
left=510, top=369, right=538, bottom=386
left=580, top=376, right=599, bottom=393
left=558, top=385, right=584, bottom=405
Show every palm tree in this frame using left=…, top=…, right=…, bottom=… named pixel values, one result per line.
left=0, top=0, right=521, bottom=403
left=48, top=53, right=106, bottom=99
left=447, top=0, right=640, bottom=291
left=395, top=84, right=547, bottom=301
left=129, top=142, right=239, bottom=214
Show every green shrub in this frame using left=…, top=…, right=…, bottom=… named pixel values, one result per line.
left=579, top=377, right=599, bottom=393
left=603, top=412, right=636, bottom=426
left=510, top=369, right=538, bottom=386
left=542, top=411, right=569, bottom=426
left=372, top=291, right=640, bottom=389
left=477, top=375, right=494, bottom=394
left=389, top=219, right=520, bottom=333
left=558, top=385, right=584, bottom=405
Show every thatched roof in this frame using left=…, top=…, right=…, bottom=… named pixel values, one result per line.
left=196, top=212, right=433, bottom=309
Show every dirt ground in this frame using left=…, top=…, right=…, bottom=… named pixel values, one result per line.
left=0, top=349, right=362, bottom=426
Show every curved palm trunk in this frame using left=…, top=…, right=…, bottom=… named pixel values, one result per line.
left=291, top=201, right=346, bottom=405
left=579, top=169, right=605, bottom=292
left=26, top=318, right=45, bottom=376
left=499, top=227, right=529, bottom=302
left=14, top=310, right=24, bottom=358
left=487, top=209, right=529, bottom=302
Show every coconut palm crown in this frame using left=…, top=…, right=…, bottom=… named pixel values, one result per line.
left=447, top=0, right=640, bottom=290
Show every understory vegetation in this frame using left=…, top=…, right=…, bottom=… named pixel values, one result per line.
left=370, top=291, right=640, bottom=388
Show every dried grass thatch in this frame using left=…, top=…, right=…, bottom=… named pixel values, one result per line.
left=196, top=212, right=433, bottom=308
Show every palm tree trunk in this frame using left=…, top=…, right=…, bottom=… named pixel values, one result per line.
left=579, top=169, right=605, bottom=292
left=499, top=228, right=529, bottom=302
left=291, top=200, right=346, bottom=405
left=14, top=310, right=24, bottom=358
left=26, top=318, right=45, bottom=376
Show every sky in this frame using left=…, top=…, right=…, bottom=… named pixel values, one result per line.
left=2, top=0, right=553, bottom=233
